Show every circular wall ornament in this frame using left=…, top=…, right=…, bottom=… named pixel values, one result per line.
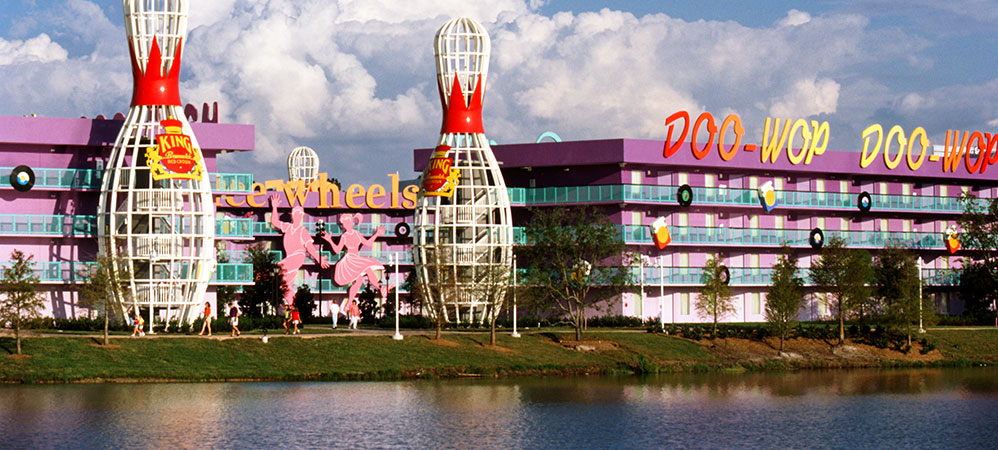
left=810, top=227, right=825, bottom=249
left=678, top=184, right=693, bottom=207
left=394, top=222, right=411, bottom=238
left=858, top=191, right=872, bottom=212
left=719, top=265, right=730, bottom=285
left=10, top=165, right=34, bottom=192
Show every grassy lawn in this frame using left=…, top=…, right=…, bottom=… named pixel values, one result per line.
left=0, top=331, right=713, bottom=383
left=927, top=328, right=998, bottom=361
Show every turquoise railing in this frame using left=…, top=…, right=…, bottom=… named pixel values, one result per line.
left=631, top=266, right=959, bottom=286
left=0, top=167, right=254, bottom=193
left=509, top=184, right=975, bottom=213
left=0, top=260, right=252, bottom=284
left=0, top=214, right=96, bottom=236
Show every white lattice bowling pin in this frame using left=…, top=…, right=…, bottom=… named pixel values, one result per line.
left=98, top=0, right=214, bottom=326
left=413, top=17, right=513, bottom=324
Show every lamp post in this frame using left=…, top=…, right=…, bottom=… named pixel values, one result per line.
left=392, top=253, right=403, bottom=340
left=511, top=254, right=520, bottom=338
left=659, top=255, right=665, bottom=330
left=315, top=219, right=325, bottom=317
left=918, top=256, right=925, bottom=333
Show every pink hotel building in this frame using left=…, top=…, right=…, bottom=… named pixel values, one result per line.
left=2, top=111, right=995, bottom=324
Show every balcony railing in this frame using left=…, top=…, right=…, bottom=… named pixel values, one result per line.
left=0, top=167, right=254, bottom=193
left=509, top=184, right=977, bottom=213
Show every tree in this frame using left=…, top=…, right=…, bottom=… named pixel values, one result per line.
left=472, top=254, right=511, bottom=346
left=874, top=244, right=922, bottom=346
left=0, top=250, right=44, bottom=355
left=766, top=246, right=805, bottom=352
left=419, top=246, right=453, bottom=339
left=240, top=243, right=286, bottom=317
left=77, top=254, right=132, bottom=346
left=810, top=237, right=874, bottom=345
left=357, top=284, right=381, bottom=324
left=518, top=206, right=636, bottom=341
left=697, top=254, right=735, bottom=337
left=292, top=285, right=317, bottom=323
left=215, top=252, right=237, bottom=311
left=957, top=192, right=998, bottom=318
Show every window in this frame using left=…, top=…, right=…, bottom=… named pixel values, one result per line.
left=880, top=219, right=888, bottom=232
left=939, top=185, right=947, bottom=197
left=680, top=292, right=690, bottom=315
left=903, top=219, right=911, bottom=233
left=903, top=183, right=911, bottom=196
left=879, top=182, right=888, bottom=195
left=818, top=293, right=828, bottom=316
left=817, top=179, right=826, bottom=202
left=678, top=213, right=689, bottom=227
left=750, top=176, right=758, bottom=189
left=817, top=217, right=825, bottom=230
left=840, top=180, right=848, bottom=193
left=632, top=211, right=642, bottom=226
left=705, top=214, right=715, bottom=228
left=750, top=215, right=759, bottom=229
left=705, top=174, right=715, bottom=188
left=775, top=216, right=784, bottom=229
left=841, top=218, right=850, bottom=231
left=678, top=172, right=688, bottom=186
left=751, top=293, right=761, bottom=315
left=750, top=254, right=760, bottom=268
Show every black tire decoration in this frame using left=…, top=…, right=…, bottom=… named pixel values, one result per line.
left=394, top=222, right=411, bottom=238
left=719, top=265, right=730, bottom=285
left=10, top=165, right=34, bottom=192
left=809, top=227, right=824, bottom=249
left=857, top=191, right=872, bottom=213
left=677, top=184, right=693, bottom=207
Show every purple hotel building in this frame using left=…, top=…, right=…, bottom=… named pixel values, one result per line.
left=3, top=109, right=996, bottom=325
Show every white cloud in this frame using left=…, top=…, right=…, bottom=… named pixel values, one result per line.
left=769, top=78, right=841, bottom=118
left=777, top=9, right=812, bottom=27
left=0, top=1, right=977, bottom=183
left=0, top=34, right=68, bottom=65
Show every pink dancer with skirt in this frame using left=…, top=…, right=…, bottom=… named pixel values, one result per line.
left=320, top=213, right=394, bottom=311
left=270, top=193, right=330, bottom=306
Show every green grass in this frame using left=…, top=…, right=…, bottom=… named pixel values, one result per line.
left=927, top=328, right=998, bottom=361
left=0, top=332, right=714, bottom=383
left=2, top=328, right=993, bottom=383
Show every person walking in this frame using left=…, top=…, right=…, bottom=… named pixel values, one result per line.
left=348, top=301, right=360, bottom=330
left=131, top=309, right=145, bottom=336
left=329, top=301, right=340, bottom=329
left=283, top=304, right=292, bottom=335
left=198, top=301, right=213, bottom=336
left=228, top=302, right=241, bottom=337
left=291, top=305, right=302, bottom=335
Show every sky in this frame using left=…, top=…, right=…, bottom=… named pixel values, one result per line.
left=3, top=0, right=998, bottom=185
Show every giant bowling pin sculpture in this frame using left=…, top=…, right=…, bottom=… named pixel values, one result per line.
left=413, top=17, right=513, bottom=324
left=97, top=1, right=214, bottom=326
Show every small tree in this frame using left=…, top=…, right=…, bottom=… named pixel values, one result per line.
left=810, top=237, right=874, bottom=345
left=240, top=243, right=286, bottom=317
left=215, top=252, right=237, bottom=310
left=696, top=254, right=735, bottom=337
left=77, top=254, right=132, bottom=346
left=518, top=206, right=636, bottom=341
left=874, top=244, right=922, bottom=346
left=473, top=254, right=511, bottom=346
left=357, top=284, right=381, bottom=324
left=293, top=285, right=316, bottom=322
left=766, top=245, right=805, bottom=352
left=957, top=192, right=998, bottom=321
left=0, top=250, right=44, bottom=355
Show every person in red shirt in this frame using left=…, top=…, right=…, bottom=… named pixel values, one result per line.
left=198, top=301, right=212, bottom=336
left=291, top=305, right=302, bottom=335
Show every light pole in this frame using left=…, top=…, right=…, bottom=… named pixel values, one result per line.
left=315, top=219, right=326, bottom=320
left=511, top=254, right=520, bottom=338
left=918, top=256, right=925, bottom=333
left=392, top=253, right=403, bottom=340
left=659, top=255, right=665, bottom=330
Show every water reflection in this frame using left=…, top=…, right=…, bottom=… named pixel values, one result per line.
left=1, top=368, right=996, bottom=449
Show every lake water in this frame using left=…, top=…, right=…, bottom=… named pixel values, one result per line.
left=2, top=368, right=997, bottom=449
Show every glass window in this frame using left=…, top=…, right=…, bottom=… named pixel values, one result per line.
left=817, top=217, right=825, bottom=229
left=750, top=176, right=758, bottom=189
left=678, top=213, right=688, bottom=227
left=680, top=292, right=690, bottom=315
left=705, top=174, right=715, bottom=188
left=751, top=293, right=761, bottom=315
left=705, top=214, right=715, bottom=228
left=750, top=215, right=759, bottom=229
left=880, top=182, right=888, bottom=195
left=939, top=185, right=947, bottom=197
left=841, top=218, right=849, bottom=231
left=840, top=180, right=848, bottom=193
left=775, top=215, right=784, bottom=229
left=750, top=254, right=760, bottom=268
left=678, top=172, right=688, bottom=186
left=775, top=178, right=783, bottom=190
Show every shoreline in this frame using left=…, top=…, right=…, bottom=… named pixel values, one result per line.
left=2, top=328, right=995, bottom=384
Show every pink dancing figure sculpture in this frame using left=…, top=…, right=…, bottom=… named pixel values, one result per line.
left=270, top=193, right=330, bottom=306
left=319, top=213, right=395, bottom=311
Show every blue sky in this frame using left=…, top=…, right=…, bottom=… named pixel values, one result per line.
left=2, top=0, right=998, bottom=184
